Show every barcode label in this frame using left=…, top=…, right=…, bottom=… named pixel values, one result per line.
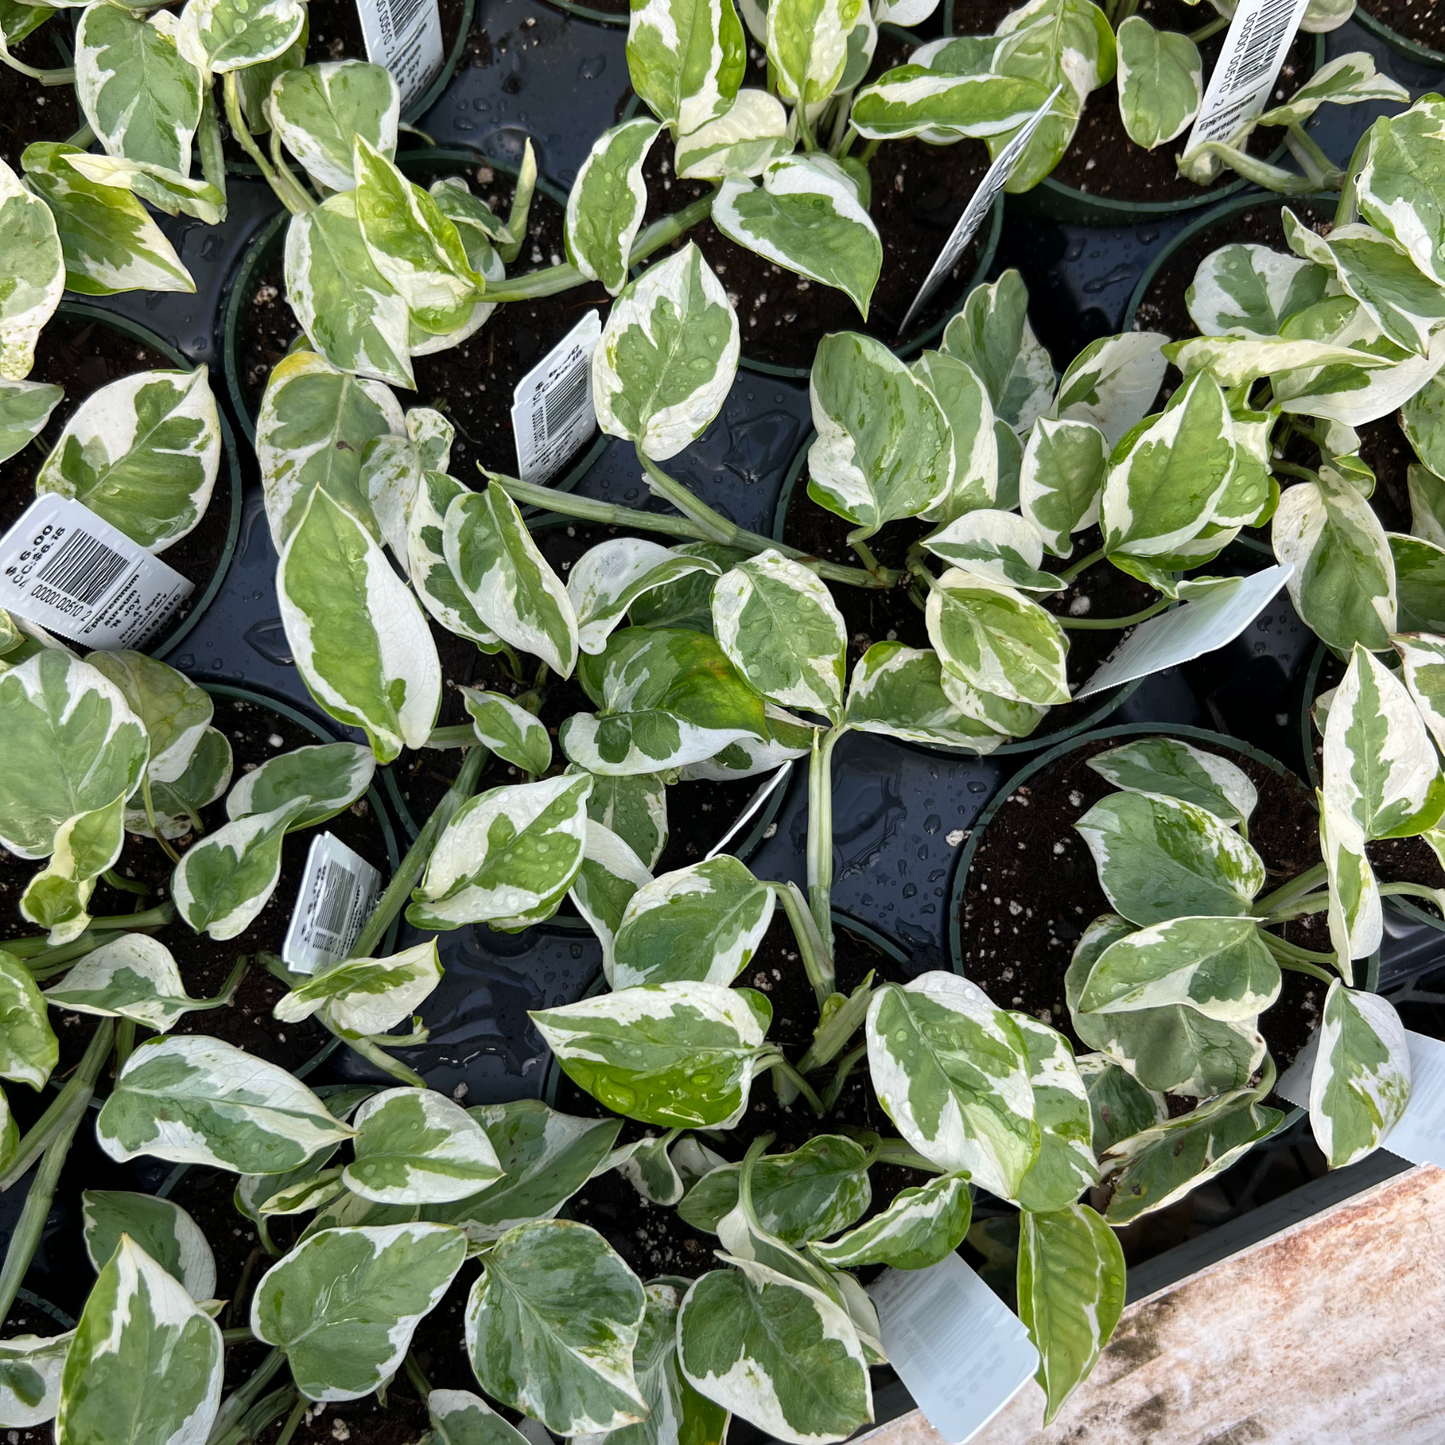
left=511, top=310, right=603, bottom=486
left=282, top=832, right=383, bottom=975
left=0, top=495, right=192, bottom=649
left=870, top=1255, right=1039, bottom=1444
left=355, top=0, right=444, bottom=111
left=1185, top=0, right=1311, bottom=151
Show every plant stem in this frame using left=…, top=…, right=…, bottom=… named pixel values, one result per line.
left=796, top=971, right=874, bottom=1076
left=1059, top=546, right=1105, bottom=584
left=206, top=1349, right=286, bottom=1445
left=1272, top=460, right=1321, bottom=485
left=0, top=1021, right=113, bottom=1322
left=635, top=447, right=735, bottom=544
left=1380, top=880, right=1445, bottom=914
left=101, top=868, right=149, bottom=896
left=1059, top=598, right=1171, bottom=630
left=0, top=51, right=73, bottom=83
left=1285, top=123, right=1345, bottom=191
left=221, top=1327, right=256, bottom=1345
left=1254, top=862, right=1328, bottom=917
left=850, top=535, right=885, bottom=579
left=7, top=907, right=173, bottom=964
left=113, top=1018, right=136, bottom=1075
left=424, top=723, right=480, bottom=749
left=771, top=881, right=835, bottom=1006
left=273, top=1394, right=307, bottom=1445
left=859, top=138, right=881, bottom=165
left=223, top=73, right=307, bottom=216
left=1188, top=13, right=1228, bottom=40
left=489, top=473, right=898, bottom=588
left=1260, top=931, right=1336, bottom=982
left=141, top=775, right=182, bottom=864
left=807, top=727, right=845, bottom=968
left=758, top=1054, right=826, bottom=1114
left=869, top=1137, right=945, bottom=1172
left=837, top=126, right=857, bottom=159
left=270, top=123, right=317, bottom=213
left=404, top=1351, right=432, bottom=1400
left=821, top=1043, right=866, bottom=1111
left=64, top=121, right=95, bottom=148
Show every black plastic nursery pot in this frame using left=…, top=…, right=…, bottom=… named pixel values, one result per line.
left=537, top=0, right=628, bottom=24
left=5, top=302, right=243, bottom=664
left=1354, top=0, right=1445, bottom=67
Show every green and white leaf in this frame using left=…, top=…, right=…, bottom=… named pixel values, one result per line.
left=940, top=270, right=1055, bottom=434
left=1087, top=736, right=1257, bottom=827
left=1114, top=16, right=1199, bottom=149
left=81, top=1190, right=215, bottom=1301
left=251, top=1223, right=466, bottom=1401
left=569, top=538, right=721, bottom=657
left=714, top=157, right=880, bottom=318
left=923, top=510, right=1063, bottom=592
left=593, top=243, right=739, bottom=460
left=181, top=0, right=304, bottom=71
left=465, top=1219, right=647, bottom=1434
left=85, top=651, right=209, bottom=791
left=0, top=159, right=63, bottom=377
left=628, top=0, right=745, bottom=133
left=533, top=980, right=773, bottom=1129
left=407, top=469, right=503, bottom=647
left=0, top=1329, right=71, bottom=1428
left=56, top=1237, right=222, bottom=1445
left=1395, top=631, right=1445, bottom=754
left=97, top=1033, right=354, bottom=1173
left=410, top=773, right=591, bottom=931
left=808, top=1172, right=971, bottom=1272
left=866, top=972, right=1037, bottom=1197
left=345, top=1087, right=504, bottom=1204
left=0, top=376, right=61, bottom=462
left=1017, top=1205, right=1125, bottom=1427
left=427, top=1390, right=532, bottom=1445
left=1010, top=1015, right=1097, bottom=1213
left=44, top=934, right=237, bottom=1032
left=675, top=90, right=791, bottom=179
left=461, top=689, right=551, bottom=775
left=1076, top=1051, right=1166, bottom=1156
left=1019, top=417, right=1107, bottom=557
left=58, top=152, right=225, bottom=226
left=1354, top=97, right=1445, bottom=286
left=274, top=940, right=443, bottom=1036
left=849, top=66, right=1050, bottom=142
left=567, top=119, right=662, bottom=296
left=20, top=793, right=129, bottom=944
left=226, top=741, right=375, bottom=830
left=844, top=642, right=1004, bottom=752
left=1050, top=331, right=1168, bottom=450
left=911, top=350, right=998, bottom=521
left=266, top=61, right=400, bottom=193
left=1309, top=982, right=1411, bottom=1169
left=580, top=768, right=669, bottom=869
left=0, top=952, right=56, bottom=1090
left=444, top=482, right=579, bottom=677
left=172, top=797, right=307, bottom=939
left=1320, top=792, right=1381, bottom=967
left=1187, top=244, right=1330, bottom=338
left=765, top=0, right=862, bottom=109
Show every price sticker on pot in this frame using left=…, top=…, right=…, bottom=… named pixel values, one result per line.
left=355, top=0, right=445, bottom=113
left=282, top=832, right=383, bottom=975
left=1184, top=0, right=1311, bottom=153
left=869, top=1253, right=1039, bottom=1443
left=0, top=494, right=193, bottom=650
left=511, top=310, right=603, bottom=487
left=899, top=83, right=1063, bottom=335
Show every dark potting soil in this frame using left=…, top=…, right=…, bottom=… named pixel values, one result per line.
left=0, top=315, right=234, bottom=642
left=1131, top=199, right=1335, bottom=343
left=1356, top=409, right=1414, bottom=535
left=956, top=734, right=1331, bottom=1083
left=0, top=22, right=80, bottom=174
left=1044, top=1, right=1315, bottom=204
left=238, top=178, right=610, bottom=483
left=1360, top=0, right=1445, bottom=51
left=0, top=696, right=392, bottom=1075
left=303, top=0, right=466, bottom=69
left=639, top=32, right=993, bottom=371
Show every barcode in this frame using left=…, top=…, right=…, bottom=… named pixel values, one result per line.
left=1220, top=0, right=1296, bottom=90
left=33, top=530, right=128, bottom=607
left=311, top=861, right=359, bottom=944
left=532, top=354, right=590, bottom=446
left=383, top=0, right=427, bottom=39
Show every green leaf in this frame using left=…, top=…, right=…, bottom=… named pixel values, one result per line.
left=34, top=366, right=220, bottom=552
left=674, top=90, right=791, bottom=180
left=406, top=469, right=502, bottom=647
left=1011, top=1014, right=1097, bottom=1212
left=410, top=773, right=592, bottom=931
left=569, top=538, right=722, bottom=657
left=1309, top=982, right=1411, bottom=1169
left=766, top=0, right=862, bottom=109
left=280, top=487, right=441, bottom=761
left=533, top=980, right=773, bottom=1128
left=252, top=1223, right=467, bottom=1400
left=0, top=651, right=148, bottom=861
left=81, top=1190, right=215, bottom=1301
left=234, top=20, right=307, bottom=131
left=0, top=376, right=61, bottom=462
left=1087, top=737, right=1257, bottom=827
left=274, top=940, right=443, bottom=1035
left=20, top=795, right=128, bottom=944
left=181, top=0, right=305, bottom=71
left=285, top=192, right=413, bottom=388
left=911, top=350, right=998, bottom=521
left=1102, top=1090, right=1283, bottom=1223
left=714, top=157, right=880, bottom=318
left=43, top=933, right=238, bottom=1032
left=844, top=642, right=1004, bottom=752
left=1403, top=373, right=1445, bottom=480
left=1050, top=331, right=1168, bottom=450
left=572, top=822, right=653, bottom=974
left=1075, top=790, right=1266, bottom=925
left=425, top=1099, right=621, bottom=1243
left=85, top=651, right=210, bottom=795
left=850, top=66, right=1050, bottom=143
left=460, top=689, right=551, bottom=776
left=1258, top=50, right=1407, bottom=126
left=926, top=570, right=1071, bottom=707
left=0, top=158, right=64, bottom=377
left=579, top=769, right=669, bottom=868
left=1017, top=1205, right=1124, bottom=1426
left=865, top=972, right=1037, bottom=1197
left=1186, top=244, right=1330, bottom=338
left=97, top=1033, right=354, bottom=1172
left=427, top=1390, right=532, bottom=1445
left=677, top=1256, right=872, bottom=1444
left=267, top=60, right=400, bottom=193
left=941, top=272, right=1055, bottom=433
left=1395, top=631, right=1445, bottom=755
left=567, top=119, right=662, bottom=297
left=256, top=348, right=405, bottom=551
left=0, top=1083, right=15, bottom=1173
left=58, top=153, right=225, bottom=226
left=226, top=740, right=376, bottom=831
left=1320, top=792, right=1380, bottom=967
left=345, top=1087, right=504, bottom=1204
left=354, top=135, right=484, bottom=336
left=465, top=1219, right=647, bottom=1434
left=0, top=1328, right=70, bottom=1429
left=133, top=726, right=231, bottom=841
left=75, top=5, right=203, bottom=172
left=0, top=952, right=57, bottom=1090
left=1076, top=1052, right=1166, bottom=1155
left=1019, top=417, right=1107, bottom=557
left=57, top=1237, right=222, bottom=1445
left=807, top=332, right=954, bottom=535
left=1115, top=16, right=1199, bottom=149
left=628, top=0, right=745, bottom=131
left=712, top=549, right=846, bottom=720
left=1391, top=532, right=1445, bottom=633
left=808, top=1171, right=971, bottom=1271
left=444, top=481, right=579, bottom=677
left=923, top=510, right=1064, bottom=592
left=594, top=243, right=739, bottom=460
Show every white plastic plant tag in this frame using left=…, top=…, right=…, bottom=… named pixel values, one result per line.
left=899, top=85, right=1063, bottom=335
left=705, top=761, right=793, bottom=860
left=0, top=494, right=193, bottom=649
left=1184, top=0, right=1311, bottom=151
left=868, top=1253, right=1039, bottom=1445
left=510, top=310, right=603, bottom=486
left=1073, top=565, right=1293, bottom=701
left=1280, top=1028, right=1445, bottom=1169
left=281, top=831, right=383, bottom=975
left=356, top=0, right=446, bottom=112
